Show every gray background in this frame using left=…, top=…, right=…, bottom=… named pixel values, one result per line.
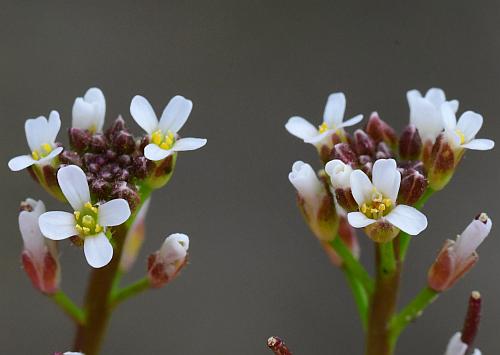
left=1, top=1, right=499, bottom=354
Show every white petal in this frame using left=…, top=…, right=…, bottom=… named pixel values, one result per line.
left=84, top=233, right=113, bottom=268
left=444, top=332, right=467, bottom=355
left=350, top=170, right=374, bottom=206
left=172, top=137, right=207, bottom=151
left=285, top=116, right=319, bottom=140
left=325, top=159, right=352, bottom=189
left=448, top=99, right=459, bottom=113
left=425, top=88, right=446, bottom=107
left=288, top=161, right=322, bottom=201
left=39, top=211, right=77, bottom=240
left=456, top=111, right=483, bottom=142
left=158, top=95, right=193, bottom=134
left=98, top=199, right=131, bottom=227
left=35, top=146, right=63, bottom=165
left=84, top=87, right=106, bottom=131
left=144, top=143, right=172, bottom=161
left=338, top=114, right=363, bottom=129
left=461, top=138, right=495, bottom=150
left=25, top=116, right=47, bottom=152
left=406, top=89, right=422, bottom=107
left=409, top=97, right=443, bottom=142
left=57, top=165, right=90, bottom=211
left=372, top=159, right=400, bottom=201
left=441, top=103, right=457, bottom=131
left=454, top=216, right=492, bottom=262
left=324, top=92, right=346, bottom=127
left=385, top=205, right=428, bottom=235
left=130, top=95, right=159, bottom=135
left=72, top=98, right=97, bottom=130
left=160, top=233, right=190, bottom=263
left=347, top=212, right=376, bottom=228
left=8, top=155, right=36, bottom=171
left=19, top=204, right=46, bottom=258
left=303, top=129, right=333, bottom=145
left=47, top=111, right=61, bottom=143
left=472, top=349, right=481, bottom=355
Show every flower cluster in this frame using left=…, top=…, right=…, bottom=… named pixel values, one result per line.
left=11, top=87, right=206, bottom=271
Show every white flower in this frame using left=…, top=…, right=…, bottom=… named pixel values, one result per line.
left=130, top=95, right=207, bottom=161
left=441, top=103, right=495, bottom=151
left=158, top=233, right=190, bottom=278
left=8, top=111, right=63, bottom=171
left=347, top=159, right=427, bottom=237
left=285, top=92, right=363, bottom=146
left=444, top=332, right=481, bottom=355
left=325, top=159, right=353, bottom=189
left=38, top=165, right=131, bottom=268
left=407, top=88, right=459, bottom=143
left=72, top=87, right=106, bottom=132
left=288, top=161, right=324, bottom=209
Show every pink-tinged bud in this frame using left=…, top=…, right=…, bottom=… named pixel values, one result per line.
left=399, top=124, right=422, bottom=161
left=290, top=162, right=339, bottom=241
left=147, top=233, right=189, bottom=288
left=19, top=199, right=60, bottom=294
left=69, top=128, right=92, bottom=152
left=332, top=143, right=358, bottom=167
left=324, top=159, right=357, bottom=212
left=354, top=129, right=375, bottom=156
left=89, top=133, right=108, bottom=153
left=365, top=112, right=398, bottom=148
left=59, top=150, right=83, bottom=167
left=428, top=133, right=456, bottom=191
left=460, top=291, right=482, bottom=352
left=322, top=217, right=360, bottom=266
left=428, top=214, right=492, bottom=292
left=267, top=336, right=292, bottom=355
left=375, top=142, right=393, bottom=159
left=120, top=198, right=151, bottom=272
left=112, top=130, right=136, bottom=154
left=397, top=169, right=427, bottom=206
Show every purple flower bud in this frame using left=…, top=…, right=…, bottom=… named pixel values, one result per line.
left=375, top=142, right=392, bottom=159
left=59, top=150, right=82, bottom=167
left=69, top=128, right=91, bottom=152
left=90, top=133, right=108, bottom=153
left=397, top=169, right=427, bottom=205
left=90, top=178, right=111, bottom=198
left=399, top=124, right=422, bottom=161
left=365, top=112, right=397, bottom=147
left=117, top=154, right=132, bottom=167
left=105, top=116, right=126, bottom=139
left=111, top=181, right=140, bottom=210
left=133, top=156, right=153, bottom=179
left=105, top=149, right=117, bottom=161
left=354, top=129, right=375, bottom=156
left=332, top=143, right=358, bottom=166
left=113, top=131, right=136, bottom=154
left=334, top=188, right=358, bottom=212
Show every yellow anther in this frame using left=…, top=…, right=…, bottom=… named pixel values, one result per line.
left=82, top=227, right=90, bottom=235
left=361, top=203, right=368, bottom=214
left=95, top=224, right=103, bottom=233
left=74, top=211, right=81, bottom=220
left=383, top=199, right=392, bottom=207
left=159, top=142, right=170, bottom=150
left=84, top=202, right=92, bottom=209
left=455, top=129, right=466, bottom=144
left=151, top=130, right=163, bottom=145
left=379, top=203, right=386, bottom=211
left=75, top=224, right=83, bottom=233
left=31, top=150, right=40, bottom=160
left=318, top=122, right=329, bottom=133
left=370, top=208, right=378, bottom=214
left=91, top=206, right=98, bottom=214
left=372, top=191, right=383, bottom=203
left=41, top=143, right=53, bottom=154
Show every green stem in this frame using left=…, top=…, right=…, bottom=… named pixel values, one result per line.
left=389, top=287, right=439, bottom=347
left=50, top=290, right=86, bottom=325
left=109, top=277, right=150, bottom=309
left=379, top=242, right=396, bottom=275
left=329, top=236, right=374, bottom=294
left=343, top=267, right=369, bottom=330
left=398, top=188, right=435, bottom=261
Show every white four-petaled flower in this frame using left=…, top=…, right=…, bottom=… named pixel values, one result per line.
left=347, top=159, right=427, bottom=238
left=72, top=87, right=106, bottom=133
left=38, top=165, right=131, bottom=268
left=444, top=332, right=481, bottom=355
left=8, top=111, right=63, bottom=171
left=440, top=103, right=495, bottom=151
left=285, top=92, right=363, bottom=146
left=325, top=159, right=353, bottom=189
left=130, top=95, right=207, bottom=161
left=407, top=88, right=459, bottom=143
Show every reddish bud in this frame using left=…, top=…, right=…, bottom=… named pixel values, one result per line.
left=399, top=124, right=422, bottom=161
left=267, top=336, right=292, bottom=355
left=147, top=234, right=189, bottom=288
left=69, top=128, right=91, bottom=152
left=365, top=112, right=398, bottom=148
left=89, top=133, right=108, bottom=153
left=354, top=129, right=375, bottom=156
left=428, top=133, right=456, bottom=191
left=112, top=131, right=136, bottom=154
left=397, top=169, right=427, bottom=205
left=332, top=143, right=358, bottom=166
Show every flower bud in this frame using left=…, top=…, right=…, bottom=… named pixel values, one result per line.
left=112, top=131, right=136, bottom=154
left=289, top=161, right=338, bottom=241
left=325, top=159, right=357, bottom=212
left=427, top=133, right=456, bottom=190
left=19, top=199, right=60, bottom=294
left=147, top=233, right=189, bottom=288
left=365, top=111, right=398, bottom=148
left=399, top=124, right=422, bottom=161
left=321, top=217, right=360, bottom=267
left=89, top=133, right=108, bottom=153
left=105, top=115, right=126, bottom=140
left=69, top=128, right=91, bottom=152
left=110, top=181, right=140, bottom=211
left=375, top=142, right=393, bottom=159
left=428, top=213, right=492, bottom=292
left=59, top=150, right=83, bottom=167
left=397, top=169, right=427, bottom=206
left=331, top=143, right=357, bottom=167
left=120, top=198, right=151, bottom=272
left=354, top=129, right=375, bottom=156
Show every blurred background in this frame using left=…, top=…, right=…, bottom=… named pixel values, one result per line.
left=1, top=1, right=499, bottom=354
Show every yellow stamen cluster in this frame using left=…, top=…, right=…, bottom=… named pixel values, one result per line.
left=74, top=202, right=103, bottom=236
left=31, top=143, right=53, bottom=161
left=360, top=190, right=393, bottom=219
left=318, top=122, right=329, bottom=134
left=455, top=129, right=466, bottom=144
left=151, top=129, right=175, bottom=150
